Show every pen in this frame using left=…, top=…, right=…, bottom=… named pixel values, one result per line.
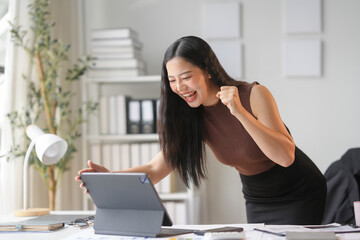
left=253, top=228, right=286, bottom=237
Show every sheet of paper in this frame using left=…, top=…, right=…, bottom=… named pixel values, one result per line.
left=63, top=228, right=148, bottom=240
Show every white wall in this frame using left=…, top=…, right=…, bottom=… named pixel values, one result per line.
left=82, top=0, right=360, bottom=223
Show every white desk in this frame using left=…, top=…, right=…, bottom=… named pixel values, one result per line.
left=1, top=211, right=360, bottom=240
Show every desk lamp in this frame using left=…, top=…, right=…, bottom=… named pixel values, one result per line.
left=14, top=124, right=68, bottom=217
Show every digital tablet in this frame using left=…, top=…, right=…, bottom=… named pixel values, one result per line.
left=80, top=172, right=195, bottom=237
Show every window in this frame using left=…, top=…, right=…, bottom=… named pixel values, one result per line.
left=0, top=0, right=9, bottom=154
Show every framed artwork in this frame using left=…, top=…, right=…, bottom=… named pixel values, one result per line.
left=283, top=39, right=322, bottom=77
left=209, top=40, right=243, bottom=80
left=284, top=0, right=322, bottom=33
left=204, top=1, right=241, bottom=39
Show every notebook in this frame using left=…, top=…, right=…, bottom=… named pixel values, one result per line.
left=0, top=214, right=93, bottom=232
left=0, top=221, right=64, bottom=232
left=80, top=172, right=196, bottom=237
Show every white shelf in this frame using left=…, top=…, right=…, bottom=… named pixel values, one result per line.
left=87, top=134, right=159, bottom=143
left=86, top=75, right=160, bottom=84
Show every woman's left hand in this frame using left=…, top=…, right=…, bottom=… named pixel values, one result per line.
left=216, top=86, right=245, bottom=116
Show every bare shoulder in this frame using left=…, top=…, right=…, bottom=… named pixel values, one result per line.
left=251, top=84, right=272, bottom=99
left=250, top=84, right=278, bottom=118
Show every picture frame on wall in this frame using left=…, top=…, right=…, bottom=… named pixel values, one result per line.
left=284, top=0, right=322, bottom=34
left=283, top=39, right=322, bottom=77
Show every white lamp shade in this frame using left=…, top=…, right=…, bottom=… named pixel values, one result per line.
left=26, top=125, right=68, bottom=165
left=35, top=134, right=68, bottom=165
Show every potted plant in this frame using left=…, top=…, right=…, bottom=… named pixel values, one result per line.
left=7, top=0, right=96, bottom=210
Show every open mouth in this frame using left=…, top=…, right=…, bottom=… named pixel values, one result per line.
left=182, top=91, right=197, bottom=102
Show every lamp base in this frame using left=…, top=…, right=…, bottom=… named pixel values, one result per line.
left=14, top=208, right=50, bottom=217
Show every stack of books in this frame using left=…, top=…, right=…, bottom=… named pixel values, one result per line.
left=89, top=28, right=147, bottom=78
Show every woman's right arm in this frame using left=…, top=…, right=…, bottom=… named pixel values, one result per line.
left=75, top=151, right=172, bottom=192
left=113, top=151, right=172, bottom=184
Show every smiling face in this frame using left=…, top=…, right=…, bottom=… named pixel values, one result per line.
left=166, top=57, right=219, bottom=108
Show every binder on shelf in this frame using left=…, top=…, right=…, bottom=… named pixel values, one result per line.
left=127, top=99, right=141, bottom=134
left=141, top=99, right=156, bottom=134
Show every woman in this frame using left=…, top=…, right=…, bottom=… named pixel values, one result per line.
left=76, top=36, right=326, bottom=224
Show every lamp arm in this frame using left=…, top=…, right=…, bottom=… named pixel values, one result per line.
left=23, top=141, right=35, bottom=210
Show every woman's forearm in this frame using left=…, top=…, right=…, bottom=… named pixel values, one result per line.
left=112, top=151, right=172, bottom=184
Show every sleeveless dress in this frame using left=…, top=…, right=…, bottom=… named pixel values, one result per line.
left=203, top=82, right=327, bottom=224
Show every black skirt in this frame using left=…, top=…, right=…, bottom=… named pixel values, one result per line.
left=240, top=146, right=327, bottom=225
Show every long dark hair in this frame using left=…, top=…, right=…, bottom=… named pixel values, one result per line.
left=159, top=36, right=241, bottom=187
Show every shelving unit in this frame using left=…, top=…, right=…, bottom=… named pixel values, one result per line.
left=81, top=75, right=196, bottom=224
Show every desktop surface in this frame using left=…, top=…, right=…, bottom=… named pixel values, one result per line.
left=1, top=211, right=360, bottom=240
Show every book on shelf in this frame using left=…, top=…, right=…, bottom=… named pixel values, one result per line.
left=108, top=95, right=118, bottom=135
left=101, top=143, right=112, bottom=169
left=111, top=144, right=121, bottom=171
left=92, top=51, right=141, bottom=60
left=175, top=201, right=187, bottom=225
left=120, top=143, right=131, bottom=169
left=91, top=28, right=139, bottom=40
left=91, top=38, right=143, bottom=49
left=100, top=96, right=109, bottom=135
left=88, top=68, right=146, bottom=78
left=140, top=143, right=151, bottom=165
left=87, top=83, right=100, bottom=135
left=130, top=143, right=140, bottom=167
left=91, top=46, right=141, bottom=55
left=0, top=221, right=64, bottom=232
left=93, top=58, right=146, bottom=69
left=160, top=173, right=173, bottom=194
left=108, top=94, right=130, bottom=135
left=90, top=142, right=102, bottom=164
left=117, top=95, right=130, bottom=135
